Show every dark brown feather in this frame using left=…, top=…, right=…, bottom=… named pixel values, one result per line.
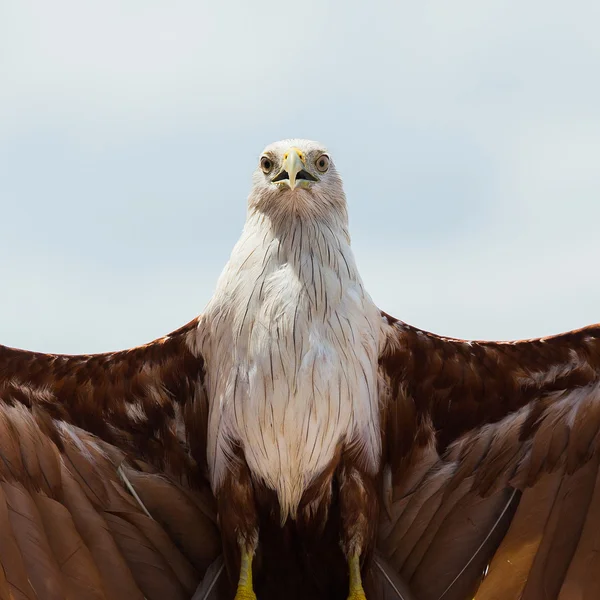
left=558, top=466, right=600, bottom=600
left=0, top=318, right=207, bottom=478
left=476, top=469, right=564, bottom=599
left=120, top=467, right=220, bottom=572
left=0, top=385, right=220, bottom=600
left=379, top=314, right=600, bottom=599
left=34, top=494, right=108, bottom=600
left=379, top=314, right=600, bottom=465
left=3, top=481, right=66, bottom=600
left=102, top=511, right=189, bottom=600
left=0, top=485, right=36, bottom=600
left=60, top=465, right=145, bottom=600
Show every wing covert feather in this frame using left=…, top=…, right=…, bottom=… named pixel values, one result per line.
left=0, top=318, right=208, bottom=476
left=379, top=314, right=600, bottom=459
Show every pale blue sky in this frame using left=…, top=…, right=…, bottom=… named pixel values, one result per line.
left=1, top=1, right=599, bottom=353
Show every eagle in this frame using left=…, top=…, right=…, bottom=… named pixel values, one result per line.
left=1, top=139, right=599, bottom=600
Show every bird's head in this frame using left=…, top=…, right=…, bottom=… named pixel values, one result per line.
left=248, top=139, right=347, bottom=221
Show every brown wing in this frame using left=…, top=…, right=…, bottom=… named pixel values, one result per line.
left=378, top=313, right=600, bottom=599
left=0, top=317, right=209, bottom=477
left=0, top=320, right=232, bottom=599
left=0, top=390, right=221, bottom=600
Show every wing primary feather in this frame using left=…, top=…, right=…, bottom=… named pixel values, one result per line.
left=436, top=487, right=519, bottom=600
left=475, top=469, right=563, bottom=599
left=558, top=459, right=600, bottom=599
left=191, top=556, right=225, bottom=600
left=371, top=553, right=417, bottom=600
left=117, top=465, right=153, bottom=519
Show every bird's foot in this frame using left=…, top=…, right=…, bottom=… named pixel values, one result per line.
left=233, top=548, right=257, bottom=600
left=347, top=587, right=367, bottom=600
left=234, top=583, right=257, bottom=600
left=346, top=553, right=367, bottom=600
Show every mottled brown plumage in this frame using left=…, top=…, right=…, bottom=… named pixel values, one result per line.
left=2, top=311, right=600, bottom=598
left=378, top=315, right=600, bottom=599
left=0, top=395, right=220, bottom=599
left=0, top=317, right=208, bottom=477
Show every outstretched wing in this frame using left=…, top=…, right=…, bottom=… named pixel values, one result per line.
left=378, top=313, right=600, bottom=599
left=0, top=317, right=209, bottom=477
left=0, top=319, right=228, bottom=599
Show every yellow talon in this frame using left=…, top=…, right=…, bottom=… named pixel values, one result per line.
left=347, top=553, right=367, bottom=600
left=233, top=548, right=257, bottom=600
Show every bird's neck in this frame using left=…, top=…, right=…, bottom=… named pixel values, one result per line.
left=242, top=208, right=356, bottom=277
left=203, top=207, right=367, bottom=340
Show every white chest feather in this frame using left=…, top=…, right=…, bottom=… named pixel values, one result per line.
left=202, top=213, right=382, bottom=518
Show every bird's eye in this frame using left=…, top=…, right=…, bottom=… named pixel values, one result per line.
left=315, top=154, right=330, bottom=173
left=260, top=156, right=273, bottom=173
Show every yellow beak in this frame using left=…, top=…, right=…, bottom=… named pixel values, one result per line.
left=279, top=147, right=305, bottom=190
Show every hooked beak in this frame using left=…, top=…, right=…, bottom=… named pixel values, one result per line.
left=272, top=147, right=318, bottom=189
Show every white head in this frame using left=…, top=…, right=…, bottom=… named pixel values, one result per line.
left=248, top=139, right=348, bottom=224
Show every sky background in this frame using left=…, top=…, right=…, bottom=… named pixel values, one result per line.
left=1, top=1, right=599, bottom=353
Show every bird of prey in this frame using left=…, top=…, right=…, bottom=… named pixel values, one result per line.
left=1, top=139, right=600, bottom=600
